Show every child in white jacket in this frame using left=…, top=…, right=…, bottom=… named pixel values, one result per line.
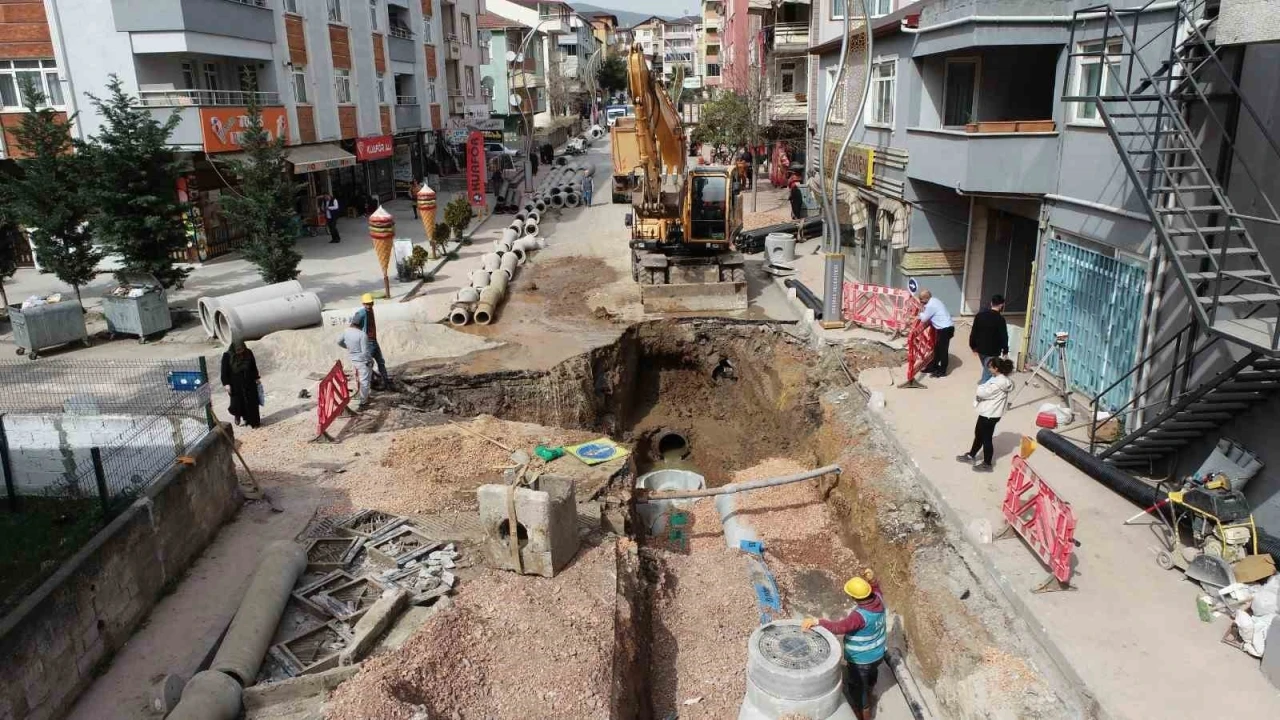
left=957, top=357, right=1015, bottom=472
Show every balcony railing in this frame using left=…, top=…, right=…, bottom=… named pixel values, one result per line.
left=665, top=30, right=693, bottom=40
left=447, top=86, right=464, bottom=97
left=224, top=0, right=266, bottom=6
left=904, top=126, right=1060, bottom=194
left=769, top=93, right=807, bottom=121
left=396, top=95, right=418, bottom=105
left=447, top=36, right=461, bottom=59
left=772, top=22, right=809, bottom=49
left=389, top=25, right=413, bottom=40
left=138, top=89, right=280, bottom=107
left=449, top=96, right=465, bottom=115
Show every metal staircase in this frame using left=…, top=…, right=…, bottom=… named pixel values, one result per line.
left=1066, top=0, right=1280, bottom=472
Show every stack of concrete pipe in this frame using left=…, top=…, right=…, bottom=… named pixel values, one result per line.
left=526, top=162, right=592, bottom=215
left=197, top=281, right=302, bottom=338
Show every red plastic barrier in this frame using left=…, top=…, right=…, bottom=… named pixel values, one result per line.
left=316, top=360, right=351, bottom=439
left=1002, top=454, right=1078, bottom=585
left=902, top=321, right=937, bottom=386
left=842, top=282, right=921, bottom=334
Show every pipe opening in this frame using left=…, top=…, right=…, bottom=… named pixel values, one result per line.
left=655, top=431, right=689, bottom=461
left=497, top=518, right=529, bottom=549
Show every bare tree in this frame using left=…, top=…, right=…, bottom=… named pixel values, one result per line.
left=723, top=60, right=772, bottom=211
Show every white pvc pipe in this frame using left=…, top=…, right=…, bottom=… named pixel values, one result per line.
left=214, top=292, right=322, bottom=345
left=197, top=281, right=303, bottom=338
left=637, top=464, right=842, bottom=502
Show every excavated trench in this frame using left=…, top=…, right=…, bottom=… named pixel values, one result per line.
left=396, top=319, right=1080, bottom=720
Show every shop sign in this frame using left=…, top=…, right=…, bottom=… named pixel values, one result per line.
left=200, top=107, right=289, bottom=153
left=470, top=119, right=503, bottom=132
left=356, top=134, right=394, bottom=161
left=446, top=128, right=469, bottom=144
left=466, top=131, right=486, bottom=208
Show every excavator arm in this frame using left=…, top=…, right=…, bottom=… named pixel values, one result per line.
left=627, top=43, right=686, bottom=209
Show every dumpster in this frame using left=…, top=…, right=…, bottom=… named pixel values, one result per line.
left=102, top=273, right=172, bottom=343
left=9, top=294, right=89, bottom=359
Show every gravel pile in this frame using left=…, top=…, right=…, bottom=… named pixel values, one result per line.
left=325, top=540, right=618, bottom=720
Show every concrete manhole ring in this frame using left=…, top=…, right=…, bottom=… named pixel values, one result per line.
left=756, top=623, right=832, bottom=670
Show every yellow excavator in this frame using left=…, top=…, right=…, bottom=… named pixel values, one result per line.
left=624, top=44, right=746, bottom=312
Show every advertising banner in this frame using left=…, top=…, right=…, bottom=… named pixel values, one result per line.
left=466, top=131, right=486, bottom=208
left=356, top=134, right=394, bottom=161
left=200, top=107, right=288, bottom=153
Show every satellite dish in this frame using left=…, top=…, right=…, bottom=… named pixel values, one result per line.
left=515, top=52, right=524, bottom=63
left=505, top=50, right=517, bottom=63
left=509, top=93, right=521, bottom=107
left=481, top=76, right=495, bottom=89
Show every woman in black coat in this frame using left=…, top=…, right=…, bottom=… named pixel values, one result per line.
left=220, top=340, right=261, bottom=428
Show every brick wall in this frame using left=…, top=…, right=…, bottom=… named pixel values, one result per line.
left=0, top=428, right=241, bottom=720
left=285, top=13, right=308, bottom=65
left=0, top=1, right=52, bottom=59
left=297, top=104, right=317, bottom=143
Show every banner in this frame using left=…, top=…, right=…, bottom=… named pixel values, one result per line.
left=356, top=134, right=394, bottom=161
left=200, top=107, right=288, bottom=153
left=466, top=131, right=486, bottom=208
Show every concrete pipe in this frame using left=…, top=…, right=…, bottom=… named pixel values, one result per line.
left=590, top=125, right=605, bottom=139
left=554, top=156, right=568, bottom=167
left=474, top=272, right=508, bottom=325
left=481, top=253, right=502, bottom=272
left=501, top=227, right=519, bottom=245
left=522, top=202, right=536, bottom=212
left=449, top=302, right=473, bottom=327
left=515, top=236, right=539, bottom=253
left=197, top=280, right=303, bottom=338
left=166, top=671, right=242, bottom=720
left=525, top=209, right=541, bottom=224
left=470, top=269, right=491, bottom=288
left=511, top=246, right=528, bottom=264
left=523, top=220, right=539, bottom=237
left=514, top=213, right=526, bottom=223
left=548, top=185, right=562, bottom=196
left=214, top=292, right=322, bottom=345
left=494, top=240, right=513, bottom=255
left=536, top=237, right=548, bottom=249
left=499, top=250, right=519, bottom=280
left=534, top=199, right=548, bottom=212
left=564, top=192, right=582, bottom=208
left=211, top=541, right=306, bottom=686
left=456, top=287, right=481, bottom=303
left=550, top=193, right=565, bottom=208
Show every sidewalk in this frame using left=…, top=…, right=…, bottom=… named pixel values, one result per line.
left=857, top=324, right=1280, bottom=718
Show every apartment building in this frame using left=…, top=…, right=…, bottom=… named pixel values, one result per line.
left=0, top=0, right=484, bottom=262
left=585, top=12, right=618, bottom=58
left=485, top=0, right=585, bottom=124
left=661, top=16, right=698, bottom=86
left=478, top=11, right=547, bottom=133
left=630, top=16, right=665, bottom=75
left=558, top=13, right=601, bottom=90
left=720, top=0, right=765, bottom=92
left=765, top=0, right=810, bottom=126
left=809, top=0, right=1280, bottom=527
left=700, top=1, right=722, bottom=88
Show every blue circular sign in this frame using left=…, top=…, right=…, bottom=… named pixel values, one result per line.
left=576, top=442, right=619, bottom=461
left=907, top=277, right=919, bottom=294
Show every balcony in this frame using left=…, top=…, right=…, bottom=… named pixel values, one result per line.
left=703, top=17, right=721, bottom=30
left=904, top=127, right=1059, bottom=194
left=138, top=88, right=280, bottom=107
left=395, top=101, right=421, bottom=129
left=388, top=34, right=417, bottom=63
left=537, top=14, right=569, bottom=34
left=447, top=36, right=462, bottom=60
left=771, top=22, right=809, bottom=52
left=110, top=0, right=274, bottom=45
left=511, top=71, right=544, bottom=89
left=769, top=93, right=807, bottom=122
left=135, top=90, right=283, bottom=150
left=665, top=30, right=693, bottom=40
left=449, top=95, right=465, bottom=115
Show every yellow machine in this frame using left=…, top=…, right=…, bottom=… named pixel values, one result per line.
left=624, top=44, right=746, bottom=312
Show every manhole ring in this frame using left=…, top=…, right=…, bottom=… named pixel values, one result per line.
left=755, top=623, right=832, bottom=670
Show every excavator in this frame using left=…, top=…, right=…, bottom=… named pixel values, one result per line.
left=623, top=44, right=746, bottom=312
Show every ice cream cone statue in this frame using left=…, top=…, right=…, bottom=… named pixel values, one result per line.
left=415, top=182, right=439, bottom=259
left=368, top=205, right=396, bottom=299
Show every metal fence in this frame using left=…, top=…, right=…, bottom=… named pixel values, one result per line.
left=0, top=359, right=215, bottom=518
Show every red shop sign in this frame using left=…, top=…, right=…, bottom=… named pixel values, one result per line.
left=466, top=131, right=487, bottom=208
left=356, top=134, right=394, bottom=161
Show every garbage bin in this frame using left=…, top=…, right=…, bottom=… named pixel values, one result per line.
left=9, top=296, right=89, bottom=359
left=101, top=273, right=172, bottom=343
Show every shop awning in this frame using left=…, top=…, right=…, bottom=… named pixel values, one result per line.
left=286, top=143, right=356, bottom=174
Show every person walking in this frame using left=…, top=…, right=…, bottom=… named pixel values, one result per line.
left=916, top=289, right=956, bottom=377
left=530, top=151, right=540, bottom=179
left=338, top=320, right=372, bottom=409
left=410, top=178, right=421, bottom=219
left=969, top=294, right=1009, bottom=384
left=958, top=357, right=1015, bottom=472
left=352, top=293, right=389, bottom=387
left=581, top=172, right=594, bottom=207
left=219, top=340, right=262, bottom=428
left=801, top=568, right=886, bottom=720
left=325, top=194, right=342, bottom=243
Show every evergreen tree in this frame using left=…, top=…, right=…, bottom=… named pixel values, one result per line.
left=0, top=199, right=19, bottom=313
left=1, top=78, right=100, bottom=304
left=80, top=75, right=190, bottom=288
left=218, top=92, right=301, bottom=284
left=597, top=55, right=627, bottom=96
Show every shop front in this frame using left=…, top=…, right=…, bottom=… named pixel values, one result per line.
left=287, top=143, right=357, bottom=232
left=392, top=133, right=423, bottom=200
left=356, top=134, right=395, bottom=203
left=824, top=141, right=911, bottom=287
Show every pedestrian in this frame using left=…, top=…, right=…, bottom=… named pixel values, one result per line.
left=338, top=319, right=372, bottom=409
left=325, top=194, right=341, bottom=243
left=916, top=289, right=955, bottom=378
left=969, top=293, right=1009, bottom=384
left=352, top=293, right=390, bottom=387
left=219, top=339, right=261, bottom=428
left=958, top=357, right=1015, bottom=472
left=801, top=567, right=886, bottom=720
left=530, top=151, right=540, bottom=178
left=410, top=178, right=421, bottom=218
left=788, top=173, right=804, bottom=220
left=581, top=172, right=593, bottom=207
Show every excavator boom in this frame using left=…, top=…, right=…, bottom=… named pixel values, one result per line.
left=627, top=43, right=686, bottom=208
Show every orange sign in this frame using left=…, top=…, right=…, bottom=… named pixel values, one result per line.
left=199, top=107, right=289, bottom=153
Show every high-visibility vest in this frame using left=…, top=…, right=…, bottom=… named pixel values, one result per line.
left=842, top=605, right=886, bottom=665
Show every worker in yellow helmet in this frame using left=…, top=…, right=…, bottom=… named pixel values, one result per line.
left=801, top=567, right=886, bottom=720
left=351, top=293, right=390, bottom=388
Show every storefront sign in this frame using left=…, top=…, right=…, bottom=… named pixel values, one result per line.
left=466, top=131, right=486, bottom=208
left=356, top=134, right=394, bottom=161
left=200, top=107, right=289, bottom=153
left=446, top=128, right=469, bottom=144
left=847, top=146, right=875, bottom=187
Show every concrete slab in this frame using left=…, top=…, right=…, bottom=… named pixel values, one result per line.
left=859, top=323, right=1280, bottom=718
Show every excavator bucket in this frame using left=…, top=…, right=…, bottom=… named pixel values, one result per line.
left=635, top=253, right=748, bottom=313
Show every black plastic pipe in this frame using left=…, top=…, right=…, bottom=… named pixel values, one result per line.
left=1036, top=430, right=1280, bottom=564
left=783, top=279, right=823, bottom=319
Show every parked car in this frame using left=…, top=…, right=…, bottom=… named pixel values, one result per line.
left=485, top=142, right=521, bottom=157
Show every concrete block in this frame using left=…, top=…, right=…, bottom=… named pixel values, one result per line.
left=242, top=664, right=361, bottom=710
left=340, top=588, right=409, bottom=664
left=1263, top=616, right=1280, bottom=690
left=477, top=476, right=579, bottom=578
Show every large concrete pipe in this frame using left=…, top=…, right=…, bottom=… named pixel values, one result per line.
left=523, top=220, right=539, bottom=237
left=449, top=302, right=473, bottom=327
left=522, top=202, right=536, bottom=213
left=564, top=192, right=582, bottom=208
left=548, top=185, right=562, bottom=196
left=494, top=240, right=513, bottom=255
left=166, top=670, right=243, bottom=720
left=550, top=193, right=565, bottom=208
left=211, top=541, right=306, bottom=686
left=481, top=252, right=502, bottom=272
left=470, top=269, right=491, bottom=288
left=514, top=213, right=526, bottom=223
left=501, top=227, right=519, bottom=246
left=499, top=250, right=519, bottom=280
left=456, top=287, right=481, bottom=303
left=534, top=199, right=548, bottom=212
left=197, top=281, right=303, bottom=338
left=554, top=156, right=568, bottom=167
left=214, top=292, right=322, bottom=345
left=474, top=271, right=508, bottom=325
left=525, top=209, right=541, bottom=224
left=513, top=237, right=539, bottom=265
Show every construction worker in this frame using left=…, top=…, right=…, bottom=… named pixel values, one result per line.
left=801, top=568, right=886, bottom=720
left=337, top=319, right=371, bottom=409
left=351, top=294, right=390, bottom=387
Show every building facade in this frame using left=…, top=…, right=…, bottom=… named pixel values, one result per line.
left=478, top=11, right=547, bottom=137
left=700, top=1, right=723, bottom=88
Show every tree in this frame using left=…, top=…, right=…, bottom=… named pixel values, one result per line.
left=0, top=200, right=18, bottom=313
left=219, top=92, right=301, bottom=284
left=691, top=91, right=749, bottom=156
left=1, top=78, right=100, bottom=304
left=444, top=198, right=473, bottom=239
left=597, top=55, right=628, bottom=96
left=80, top=75, right=190, bottom=289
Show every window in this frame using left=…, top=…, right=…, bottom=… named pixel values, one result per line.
left=427, top=83, right=437, bottom=103
left=825, top=66, right=845, bottom=123
left=327, top=0, right=344, bottom=23
left=706, top=63, right=720, bottom=77
left=0, top=59, right=63, bottom=109
left=377, top=73, right=387, bottom=103
left=943, top=58, right=977, bottom=127
left=283, top=0, right=298, bottom=13
left=181, top=61, right=197, bottom=90
left=867, top=58, right=895, bottom=126
left=831, top=0, right=845, bottom=20
left=370, top=0, right=378, bottom=31
left=238, top=64, right=259, bottom=94
left=1072, top=40, right=1122, bottom=124
left=779, top=61, right=795, bottom=93
left=465, top=67, right=476, bottom=96
left=203, top=62, right=220, bottom=103
left=870, top=0, right=892, bottom=16
left=423, top=18, right=433, bottom=43
left=462, top=14, right=472, bottom=45
left=335, top=68, right=352, bottom=103
left=292, top=66, right=308, bottom=103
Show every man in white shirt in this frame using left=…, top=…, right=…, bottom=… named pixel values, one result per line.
left=338, top=321, right=371, bottom=408
left=917, top=290, right=956, bottom=378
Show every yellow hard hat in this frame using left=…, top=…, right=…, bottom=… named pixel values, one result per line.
left=361, top=293, right=375, bottom=304
left=843, top=577, right=872, bottom=600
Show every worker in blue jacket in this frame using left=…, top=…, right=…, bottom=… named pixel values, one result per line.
left=802, top=567, right=886, bottom=720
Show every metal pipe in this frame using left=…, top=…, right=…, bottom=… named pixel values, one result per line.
left=213, top=292, right=322, bottom=345
left=637, top=464, right=841, bottom=502
left=211, top=541, right=306, bottom=685
left=198, top=281, right=303, bottom=338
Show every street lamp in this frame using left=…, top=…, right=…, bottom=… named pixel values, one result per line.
left=506, top=19, right=550, bottom=194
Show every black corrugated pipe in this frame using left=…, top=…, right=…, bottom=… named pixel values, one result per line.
left=783, top=279, right=823, bottom=319
left=1036, top=430, right=1280, bottom=564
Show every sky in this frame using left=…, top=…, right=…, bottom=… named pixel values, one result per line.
left=596, top=0, right=698, bottom=20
